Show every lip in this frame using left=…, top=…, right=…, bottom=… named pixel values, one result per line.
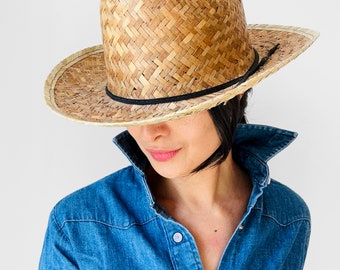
left=147, top=149, right=180, bottom=162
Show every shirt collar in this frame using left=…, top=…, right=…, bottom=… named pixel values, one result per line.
left=233, top=124, right=297, bottom=163
left=113, top=130, right=149, bottom=173
left=113, top=123, right=297, bottom=186
left=232, top=124, right=297, bottom=187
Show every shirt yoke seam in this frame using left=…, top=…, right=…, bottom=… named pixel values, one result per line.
left=57, top=216, right=159, bottom=230
left=252, top=207, right=310, bottom=226
left=52, top=209, right=72, bottom=243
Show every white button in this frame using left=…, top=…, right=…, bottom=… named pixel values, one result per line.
left=173, top=232, right=183, bottom=243
left=239, top=225, right=244, bottom=230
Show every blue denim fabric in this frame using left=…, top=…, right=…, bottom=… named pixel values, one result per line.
left=39, top=124, right=310, bottom=269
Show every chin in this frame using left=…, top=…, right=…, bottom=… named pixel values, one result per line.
left=152, top=165, right=189, bottom=180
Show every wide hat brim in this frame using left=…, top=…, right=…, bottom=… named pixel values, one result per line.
left=45, top=24, right=319, bottom=126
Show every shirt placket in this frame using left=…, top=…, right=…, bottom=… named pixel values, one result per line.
left=162, top=220, right=204, bottom=270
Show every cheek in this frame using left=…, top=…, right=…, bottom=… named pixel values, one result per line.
left=208, top=128, right=222, bottom=149
left=126, top=127, right=140, bottom=141
left=185, top=126, right=220, bottom=162
left=189, top=118, right=221, bottom=149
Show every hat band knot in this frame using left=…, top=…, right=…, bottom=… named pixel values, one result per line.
left=106, top=44, right=279, bottom=106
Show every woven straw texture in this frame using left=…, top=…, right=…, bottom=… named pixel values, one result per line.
left=101, top=0, right=253, bottom=99
left=45, top=0, right=319, bottom=126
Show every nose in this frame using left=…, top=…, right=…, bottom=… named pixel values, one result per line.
left=140, top=122, right=170, bottom=141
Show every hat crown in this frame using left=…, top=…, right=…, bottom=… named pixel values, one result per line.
left=100, top=0, right=254, bottom=101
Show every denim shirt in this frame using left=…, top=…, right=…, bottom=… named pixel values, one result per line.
left=39, top=124, right=310, bottom=270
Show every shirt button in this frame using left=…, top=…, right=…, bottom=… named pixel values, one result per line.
left=173, top=232, right=183, bottom=243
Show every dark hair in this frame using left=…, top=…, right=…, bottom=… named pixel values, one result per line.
left=191, top=89, right=250, bottom=173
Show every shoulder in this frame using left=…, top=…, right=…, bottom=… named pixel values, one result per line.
left=50, top=166, right=149, bottom=229
left=260, top=180, right=310, bottom=226
left=55, top=165, right=136, bottom=209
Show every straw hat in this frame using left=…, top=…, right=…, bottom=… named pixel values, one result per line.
left=45, top=0, right=318, bottom=126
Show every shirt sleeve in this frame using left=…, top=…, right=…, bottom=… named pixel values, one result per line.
left=39, top=208, right=79, bottom=270
left=283, top=218, right=311, bottom=269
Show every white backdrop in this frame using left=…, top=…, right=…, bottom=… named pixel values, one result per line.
left=1, top=0, right=338, bottom=269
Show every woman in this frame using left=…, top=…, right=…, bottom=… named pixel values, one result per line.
left=39, top=0, right=318, bottom=269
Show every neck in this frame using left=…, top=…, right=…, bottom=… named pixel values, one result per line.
left=147, top=152, right=251, bottom=213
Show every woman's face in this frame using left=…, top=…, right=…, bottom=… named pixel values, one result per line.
left=127, top=110, right=221, bottom=179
